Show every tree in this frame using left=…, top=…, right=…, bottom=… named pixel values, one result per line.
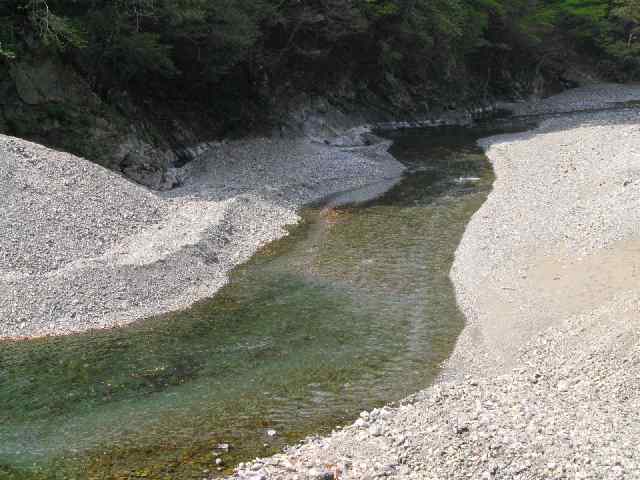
left=25, top=0, right=86, bottom=50
left=612, top=0, right=640, bottom=45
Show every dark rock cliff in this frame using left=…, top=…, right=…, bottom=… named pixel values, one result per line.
left=0, top=55, right=183, bottom=189
left=0, top=51, right=564, bottom=190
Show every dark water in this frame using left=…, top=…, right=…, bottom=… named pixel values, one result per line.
left=0, top=123, right=530, bottom=480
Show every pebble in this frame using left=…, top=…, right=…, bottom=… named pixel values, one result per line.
left=354, top=418, right=369, bottom=429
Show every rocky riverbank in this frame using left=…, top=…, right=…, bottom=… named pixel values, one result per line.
left=231, top=85, right=640, bottom=479
left=0, top=133, right=404, bottom=339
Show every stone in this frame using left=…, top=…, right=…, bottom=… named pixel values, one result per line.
left=355, top=418, right=369, bottom=428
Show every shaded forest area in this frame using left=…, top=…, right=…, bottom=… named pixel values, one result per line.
left=0, top=1, right=639, bottom=178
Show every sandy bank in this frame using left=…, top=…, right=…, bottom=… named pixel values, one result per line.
left=0, top=133, right=404, bottom=339
left=232, top=85, right=640, bottom=479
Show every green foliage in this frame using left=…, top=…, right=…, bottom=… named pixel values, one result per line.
left=80, top=7, right=177, bottom=84
left=612, top=0, right=640, bottom=48
left=0, top=40, right=16, bottom=60
left=559, top=0, right=640, bottom=77
left=360, top=0, right=401, bottom=17
left=23, top=0, right=87, bottom=50
left=613, top=0, right=640, bottom=22
left=0, top=15, right=18, bottom=60
left=1, top=0, right=640, bottom=114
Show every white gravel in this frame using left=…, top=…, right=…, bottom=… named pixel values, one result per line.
left=504, top=82, right=640, bottom=116
left=0, top=134, right=404, bottom=338
left=231, top=85, right=640, bottom=480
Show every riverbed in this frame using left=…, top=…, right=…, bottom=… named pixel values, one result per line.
left=232, top=84, right=640, bottom=480
left=0, top=121, right=534, bottom=479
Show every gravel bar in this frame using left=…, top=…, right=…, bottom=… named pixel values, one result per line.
left=231, top=85, right=640, bottom=480
left=0, top=134, right=404, bottom=339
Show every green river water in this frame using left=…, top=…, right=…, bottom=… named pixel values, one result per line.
left=0, top=122, right=530, bottom=480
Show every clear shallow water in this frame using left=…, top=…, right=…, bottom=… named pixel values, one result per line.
left=0, top=123, right=530, bottom=480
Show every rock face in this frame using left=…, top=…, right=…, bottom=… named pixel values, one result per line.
left=0, top=53, right=501, bottom=192
left=0, top=47, right=539, bottom=192
left=0, top=54, right=179, bottom=190
left=116, top=134, right=179, bottom=190
left=282, top=94, right=499, bottom=145
left=10, top=58, right=91, bottom=105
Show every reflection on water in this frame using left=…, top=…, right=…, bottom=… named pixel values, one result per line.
left=0, top=123, right=530, bottom=480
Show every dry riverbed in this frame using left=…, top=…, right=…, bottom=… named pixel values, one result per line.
left=0, top=133, right=404, bottom=339
left=231, top=84, right=640, bottom=479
